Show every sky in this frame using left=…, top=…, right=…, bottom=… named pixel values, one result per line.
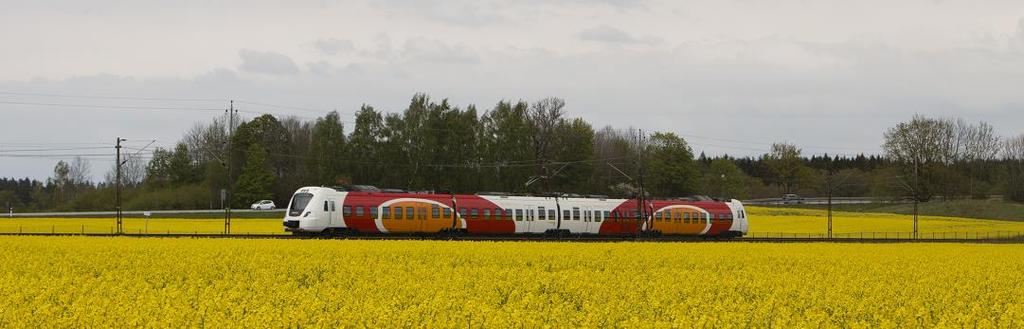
left=2, top=0, right=1024, bottom=181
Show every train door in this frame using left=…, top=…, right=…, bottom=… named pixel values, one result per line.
left=524, top=204, right=534, bottom=233
left=417, top=206, right=427, bottom=233
left=584, top=207, right=594, bottom=233
left=324, top=200, right=335, bottom=227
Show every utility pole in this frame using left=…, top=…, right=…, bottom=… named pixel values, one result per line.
left=115, top=137, right=125, bottom=234
left=225, top=100, right=237, bottom=235
left=913, top=157, right=919, bottom=239
left=636, top=129, right=647, bottom=235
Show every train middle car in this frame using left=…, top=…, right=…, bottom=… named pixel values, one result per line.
left=282, top=186, right=748, bottom=237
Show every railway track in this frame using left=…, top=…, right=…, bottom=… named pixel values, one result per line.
left=1, top=232, right=1023, bottom=243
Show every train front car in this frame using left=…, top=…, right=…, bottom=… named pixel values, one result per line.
left=283, top=186, right=344, bottom=234
left=725, top=199, right=749, bottom=237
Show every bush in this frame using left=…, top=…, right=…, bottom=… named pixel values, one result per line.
left=124, top=184, right=214, bottom=211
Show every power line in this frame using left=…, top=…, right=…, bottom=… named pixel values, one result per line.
left=0, top=146, right=112, bottom=153
left=234, top=100, right=344, bottom=115
left=0, top=100, right=225, bottom=111
left=0, top=91, right=224, bottom=102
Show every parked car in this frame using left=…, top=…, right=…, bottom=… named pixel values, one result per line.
left=250, top=200, right=276, bottom=210
left=781, top=194, right=803, bottom=204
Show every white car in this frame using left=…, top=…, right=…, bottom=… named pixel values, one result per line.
left=250, top=200, right=276, bottom=210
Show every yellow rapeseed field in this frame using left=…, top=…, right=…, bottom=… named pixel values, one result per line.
left=0, top=236, right=1022, bottom=327
left=4, top=206, right=1024, bottom=238
left=0, top=217, right=282, bottom=234
left=747, top=206, right=1024, bottom=237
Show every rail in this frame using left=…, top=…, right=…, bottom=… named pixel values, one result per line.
left=0, top=228, right=1022, bottom=243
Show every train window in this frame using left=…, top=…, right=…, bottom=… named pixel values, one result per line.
left=431, top=206, right=439, bottom=219
left=470, top=208, right=479, bottom=218
left=512, top=209, right=521, bottom=221
left=572, top=208, right=580, bottom=221
left=393, top=207, right=402, bottom=219
left=443, top=208, right=452, bottom=219
left=538, top=207, right=546, bottom=220
left=331, top=202, right=336, bottom=212
left=655, top=212, right=662, bottom=221
left=382, top=207, right=391, bottom=219
left=596, top=211, right=603, bottom=222
left=343, top=206, right=352, bottom=216
left=370, top=207, right=378, bottom=218
left=324, top=201, right=329, bottom=212
left=504, top=209, right=512, bottom=220
left=406, top=207, right=415, bottom=220
left=602, top=211, right=610, bottom=220
left=563, top=210, right=570, bottom=221
left=483, top=208, right=491, bottom=220
left=684, top=212, right=690, bottom=224
left=633, top=211, right=641, bottom=220
left=550, top=210, right=556, bottom=220
left=417, top=208, right=426, bottom=220
left=355, top=206, right=365, bottom=217
left=459, top=208, right=467, bottom=218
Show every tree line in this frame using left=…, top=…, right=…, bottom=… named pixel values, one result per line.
left=2, top=95, right=1023, bottom=212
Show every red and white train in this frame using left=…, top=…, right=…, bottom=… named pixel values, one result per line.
left=283, top=186, right=749, bottom=237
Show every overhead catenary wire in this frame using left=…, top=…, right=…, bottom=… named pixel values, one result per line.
left=0, top=90, right=225, bottom=102
left=0, top=100, right=226, bottom=112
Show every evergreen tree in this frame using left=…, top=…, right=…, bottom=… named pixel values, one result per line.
left=309, top=111, right=347, bottom=185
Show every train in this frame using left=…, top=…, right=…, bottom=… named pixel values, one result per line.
left=282, top=185, right=749, bottom=237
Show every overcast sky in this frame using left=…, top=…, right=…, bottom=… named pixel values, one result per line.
left=2, top=0, right=1024, bottom=181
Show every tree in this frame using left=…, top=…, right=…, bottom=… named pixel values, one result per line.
left=883, top=115, right=957, bottom=201
left=551, top=118, right=595, bottom=193
left=645, top=132, right=699, bottom=197
left=348, top=105, right=384, bottom=185
left=51, top=160, right=71, bottom=204
left=480, top=100, right=534, bottom=192
left=235, top=144, right=275, bottom=207
left=104, top=153, right=146, bottom=187
left=952, top=119, right=1001, bottom=198
left=68, top=156, right=92, bottom=189
left=701, top=158, right=750, bottom=199
left=763, top=143, right=809, bottom=194
left=527, top=97, right=566, bottom=192
left=1006, top=135, right=1024, bottom=202
left=592, top=126, right=639, bottom=195
left=309, top=111, right=347, bottom=185
left=145, top=143, right=200, bottom=187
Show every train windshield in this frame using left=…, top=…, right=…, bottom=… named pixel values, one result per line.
left=288, top=193, right=313, bottom=216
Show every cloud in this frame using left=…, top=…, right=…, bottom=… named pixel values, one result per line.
left=577, top=25, right=661, bottom=45
left=401, top=38, right=479, bottom=63
left=238, top=49, right=300, bottom=75
left=314, top=38, right=356, bottom=56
